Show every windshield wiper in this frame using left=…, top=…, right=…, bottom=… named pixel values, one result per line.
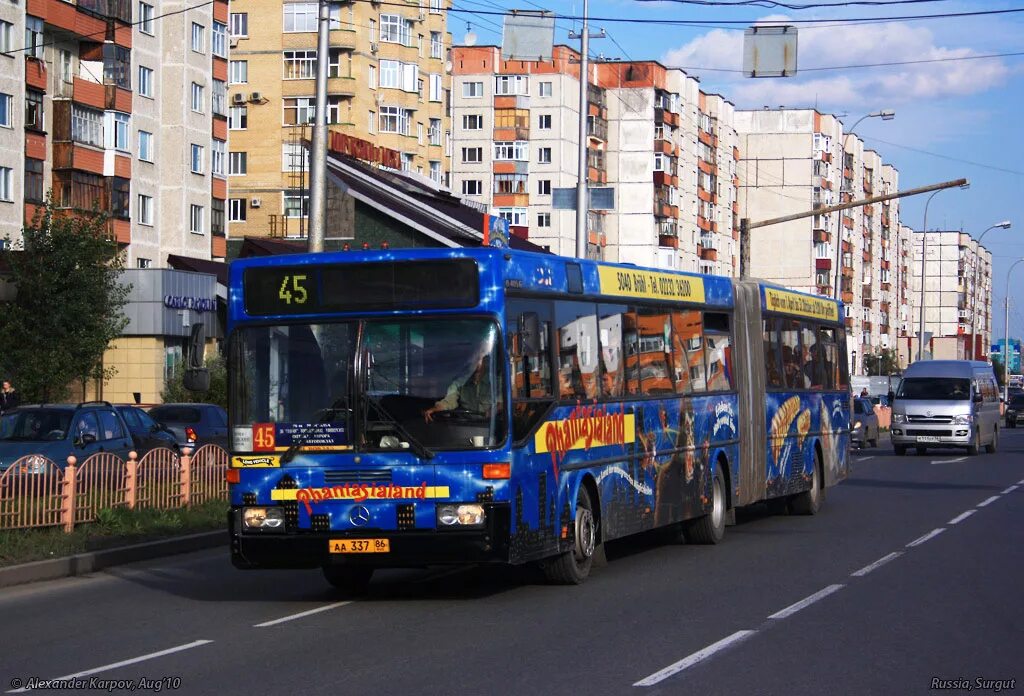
left=363, top=396, right=434, bottom=460
left=279, top=397, right=350, bottom=465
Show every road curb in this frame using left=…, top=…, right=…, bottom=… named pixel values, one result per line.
left=0, top=530, right=227, bottom=589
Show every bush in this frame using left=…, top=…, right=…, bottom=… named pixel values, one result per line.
left=161, top=355, right=227, bottom=409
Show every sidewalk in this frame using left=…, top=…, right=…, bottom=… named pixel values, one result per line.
left=0, top=530, right=226, bottom=589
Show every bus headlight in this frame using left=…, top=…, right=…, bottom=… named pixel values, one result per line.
left=436, top=504, right=485, bottom=528
left=852, top=421, right=862, bottom=431
left=952, top=414, right=972, bottom=425
left=243, top=507, right=286, bottom=530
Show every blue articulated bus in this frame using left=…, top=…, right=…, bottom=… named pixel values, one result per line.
left=226, top=247, right=850, bottom=589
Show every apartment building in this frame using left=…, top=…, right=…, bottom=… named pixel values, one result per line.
left=1, top=0, right=224, bottom=264
left=224, top=0, right=451, bottom=240
left=908, top=230, right=992, bottom=361
left=449, top=46, right=739, bottom=272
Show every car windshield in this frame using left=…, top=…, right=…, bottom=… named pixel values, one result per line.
left=1011, top=395, right=1024, bottom=408
left=150, top=406, right=202, bottom=423
left=0, top=410, right=72, bottom=441
left=855, top=400, right=872, bottom=414
left=897, top=377, right=971, bottom=400
left=230, top=318, right=506, bottom=453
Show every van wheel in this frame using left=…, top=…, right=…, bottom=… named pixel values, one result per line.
left=790, top=452, right=823, bottom=516
left=322, top=566, right=373, bottom=595
left=985, top=428, right=998, bottom=454
left=684, top=468, right=727, bottom=544
left=967, top=429, right=980, bottom=456
left=542, top=486, right=596, bottom=584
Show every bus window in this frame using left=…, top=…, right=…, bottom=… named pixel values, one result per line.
left=622, top=309, right=640, bottom=395
left=636, top=307, right=674, bottom=395
left=672, top=309, right=703, bottom=394
left=781, top=319, right=806, bottom=389
left=817, top=327, right=837, bottom=390
left=554, top=301, right=599, bottom=400
left=598, top=304, right=628, bottom=398
left=763, top=318, right=784, bottom=388
left=801, top=323, right=820, bottom=390
left=507, top=299, right=553, bottom=400
left=704, top=312, right=732, bottom=391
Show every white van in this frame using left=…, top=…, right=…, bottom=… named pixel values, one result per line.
left=890, top=360, right=1001, bottom=456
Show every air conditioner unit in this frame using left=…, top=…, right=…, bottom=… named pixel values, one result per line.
left=250, top=197, right=262, bottom=208
left=228, top=37, right=239, bottom=48
left=417, top=10, right=425, bottom=20
left=231, top=93, right=246, bottom=105
left=248, top=91, right=262, bottom=103
left=370, top=42, right=379, bottom=54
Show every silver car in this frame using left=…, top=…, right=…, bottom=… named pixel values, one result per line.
left=890, top=360, right=1001, bottom=456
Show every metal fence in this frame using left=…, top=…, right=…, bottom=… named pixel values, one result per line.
left=0, top=446, right=228, bottom=532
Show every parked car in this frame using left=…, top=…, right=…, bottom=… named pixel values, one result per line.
left=147, top=403, right=228, bottom=450
left=870, top=393, right=890, bottom=408
left=114, top=405, right=180, bottom=456
left=0, top=402, right=133, bottom=473
left=851, top=398, right=880, bottom=448
left=1006, top=393, right=1024, bottom=428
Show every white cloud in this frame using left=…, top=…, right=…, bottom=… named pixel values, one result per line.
left=660, top=17, right=1012, bottom=109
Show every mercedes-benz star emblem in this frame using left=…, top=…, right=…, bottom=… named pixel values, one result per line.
left=925, top=410, right=934, bottom=418
left=350, top=505, right=371, bottom=526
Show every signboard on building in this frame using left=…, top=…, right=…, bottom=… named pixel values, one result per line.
left=501, top=11, right=555, bottom=62
left=743, top=25, right=798, bottom=78
left=483, top=215, right=510, bottom=248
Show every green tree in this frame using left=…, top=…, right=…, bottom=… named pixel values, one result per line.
left=161, top=354, right=227, bottom=409
left=864, top=348, right=899, bottom=376
left=0, top=204, right=130, bottom=403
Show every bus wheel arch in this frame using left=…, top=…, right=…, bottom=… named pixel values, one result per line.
left=683, top=464, right=726, bottom=545
left=715, top=453, right=736, bottom=526
left=790, top=446, right=825, bottom=515
left=541, top=478, right=598, bottom=585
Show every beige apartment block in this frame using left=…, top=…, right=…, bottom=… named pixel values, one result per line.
left=225, top=0, right=451, bottom=240
left=0, top=4, right=25, bottom=245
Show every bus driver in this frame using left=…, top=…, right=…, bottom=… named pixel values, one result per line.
left=423, top=347, right=494, bottom=422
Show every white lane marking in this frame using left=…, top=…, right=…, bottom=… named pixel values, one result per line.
left=851, top=552, right=901, bottom=577
left=1019, top=478, right=1024, bottom=485
left=977, top=496, right=1000, bottom=508
left=949, top=510, right=976, bottom=525
left=856, top=456, right=875, bottom=461
left=6, top=640, right=213, bottom=693
left=931, top=457, right=967, bottom=464
left=767, top=584, right=845, bottom=620
left=254, top=601, right=351, bottom=628
left=633, top=630, right=756, bottom=686
left=907, top=528, right=945, bottom=547
left=1001, top=485, right=1018, bottom=495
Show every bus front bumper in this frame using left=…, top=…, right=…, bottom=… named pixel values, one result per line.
left=229, top=505, right=511, bottom=569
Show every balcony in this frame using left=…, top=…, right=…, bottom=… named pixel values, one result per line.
left=699, top=246, right=718, bottom=262
left=587, top=84, right=606, bottom=110
left=587, top=114, right=608, bottom=142
left=815, top=258, right=832, bottom=270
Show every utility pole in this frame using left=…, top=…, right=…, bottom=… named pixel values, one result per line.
left=569, top=0, right=604, bottom=259
left=307, top=0, right=331, bottom=252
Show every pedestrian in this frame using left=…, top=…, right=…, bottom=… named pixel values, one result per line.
left=1, top=380, right=20, bottom=413
left=860, top=388, right=869, bottom=398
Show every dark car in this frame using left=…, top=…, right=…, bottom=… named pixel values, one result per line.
left=114, top=405, right=180, bottom=456
left=0, top=402, right=133, bottom=473
left=851, top=397, right=880, bottom=448
left=147, top=403, right=228, bottom=450
left=1006, top=394, right=1024, bottom=428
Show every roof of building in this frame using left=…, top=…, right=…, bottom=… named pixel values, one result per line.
left=167, top=254, right=229, bottom=285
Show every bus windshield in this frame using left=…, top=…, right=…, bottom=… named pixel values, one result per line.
left=230, top=318, right=506, bottom=452
left=897, top=377, right=971, bottom=401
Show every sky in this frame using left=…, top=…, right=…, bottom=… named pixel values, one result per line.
left=451, top=0, right=1024, bottom=343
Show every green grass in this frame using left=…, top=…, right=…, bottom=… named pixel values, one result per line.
left=0, top=499, right=227, bottom=567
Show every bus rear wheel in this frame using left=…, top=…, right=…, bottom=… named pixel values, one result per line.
left=684, top=468, right=726, bottom=544
left=542, top=486, right=596, bottom=585
left=790, top=453, right=823, bottom=516
left=322, top=565, right=374, bottom=595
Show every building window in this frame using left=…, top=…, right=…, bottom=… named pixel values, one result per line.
left=25, top=159, right=44, bottom=204
left=401, top=152, right=414, bottom=172
left=368, top=65, right=377, bottom=89
left=428, top=118, right=442, bottom=145
left=493, top=141, right=528, bottom=161
left=191, top=23, right=205, bottom=53
left=538, top=147, right=552, bottom=164
left=0, top=21, right=13, bottom=54
left=283, top=97, right=316, bottom=125
left=537, top=179, right=551, bottom=195
left=137, top=258, right=152, bottom=269
left=283, top=190, right=309, bottom=218
left=137, top=194, right=153, bottom=225
left=211, top=198, right=225, bottom=235
left=429, top=0, right=442, bottom=13
left=139, top=130, right=153, bottom=162
left=212, top=21, right=227, bottom=57
left=368, top=110, right=375, bottom=134
left=103, top=44, right=131, bottom=90
left=328, top=48, right=345, bottom=78
left=497, top=207, right=528, bottom=226
left=229, top=12, right=248, bottom=37
left=229, top=60, right=247, bottom=84
left=462, top=114, right=482, bottom=131
left=461, top=147, right=482, bottom=164
left=0, top=93, right=10, bottom=128
left=537, top=212, right=551, bottom=228
left=71, top=106, right=103, bottom=146
left=25, top=17, right=44, bottom=59
left=137, top=66, right=154, bottom=98
left=110, top=177, right=130, bottom=220
left=212, top=139, right=226, bottom=176
left=379, top=105, right=411, bottom=135
left=462, top=81, right=483, bottom=98
left=429, top=74, right=442, bottom=102
left=105, top=112, right=131, bottom=152
left=0, top=167, right=11, bottom=202
left=189, top=204, right=204, bottom=234
left=190, top=82, right=205, bottom=113
left=139, top=3, right=154, bottom=34
left=430, top=32, right=443, bottom=58
left=494, top=173, right=527, bottom=194
left=282, top=143, right=309, bottom=172
left=25, top=90, right=44, bottom=131
left=229, top=151, right=247, bottom=175
left=538, top=114, right=552, bottom=129
left=228, top=198, right=247, bottom=222
left=212, top=79, right=226, bottom=116
left=57, top=171, right=103, bottom=210
left=191, top=144, right=204, bottom=174
left=228, top=106, right=247, bottom=129
left=283, top=2, right=317, bottom=32
left=462, top=179, right=482, bottom=196
left=283, top=50, right=317, bottom=80
left=539, top=81, right=552, bottom=97
left=494, top=74, right=528, bottom=95
left=380, top=14, right=412, bottom=46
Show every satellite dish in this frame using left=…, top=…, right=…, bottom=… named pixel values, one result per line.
left=445, top=60, right=453, bottom=73
left=463, top=22, right=477, bottom=46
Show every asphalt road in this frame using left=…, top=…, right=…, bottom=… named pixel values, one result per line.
left=2, top=429, right=1022, bottom=696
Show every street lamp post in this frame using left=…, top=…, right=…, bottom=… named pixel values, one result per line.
left=916, top=182, right=970, bottom=362
left=1005, top=258, right=1024, bottom=402
left=970, top=221, right=1011, bottom=360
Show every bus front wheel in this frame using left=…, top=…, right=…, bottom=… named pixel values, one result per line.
left=542, top=486, right=596, bottom=585
left=684, top=468, right=726, bottom=544
left=790, top=453, right=823, bottom=516
left=322, top=565, right=374, bottom=595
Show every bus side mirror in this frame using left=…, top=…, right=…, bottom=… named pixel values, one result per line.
left=183, top=323, right=210, bottom=393
left=519, top=312, right=541, bottom=356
